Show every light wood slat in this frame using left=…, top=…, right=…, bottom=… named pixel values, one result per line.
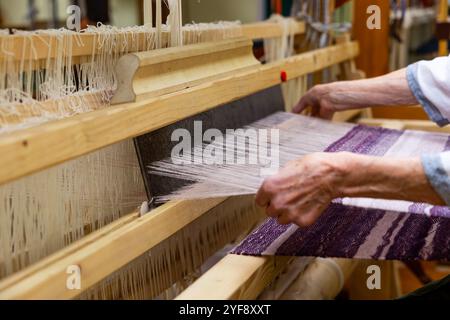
left=176, top=255, right=291, bottom=300
left=359, top=118, right=450, bottom=133
left=0, top=41, right=359, bottom=186
left=111, top=37, right=259, bottom=104
left=0, top=198, right=226, bottom=300
left=0, top=21, right=305, bottom=61
left=241, top=21, right=305, bottom=39
left=333, top=110, right=365, bottom=123
left=371, top=105, right=428, bottom=120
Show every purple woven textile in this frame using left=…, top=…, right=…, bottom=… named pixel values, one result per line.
left=232, top=125, right=450, bottom=261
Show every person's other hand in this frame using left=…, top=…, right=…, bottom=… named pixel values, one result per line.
left=293, top=84, right=336, bottom=120
left=255, top=153, right=350, bottom=227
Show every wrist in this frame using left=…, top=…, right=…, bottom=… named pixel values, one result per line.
left=331, top=153, right=383, bottom=198
left=322, top=152, right=355, bottom=198
left=318, top=81, right=356, bottom=112
left=332, top=154, right=444, bottom=205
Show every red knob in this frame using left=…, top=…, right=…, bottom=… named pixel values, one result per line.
left=280, top=70, right=288, bottom=82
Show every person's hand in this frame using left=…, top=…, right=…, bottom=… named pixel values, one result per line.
left=255, top=153, right=350, bottom=227
left=293, top=84, right=336, bottom=120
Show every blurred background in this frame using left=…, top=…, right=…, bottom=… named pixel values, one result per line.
left=0, top=0, right=444, bottom=73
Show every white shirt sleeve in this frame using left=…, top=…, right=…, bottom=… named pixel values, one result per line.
left=422, top=152, right=450, bottom=206
left=407, top=56, right=450, bottom=127
left=408, top=57, right=450, bottom=204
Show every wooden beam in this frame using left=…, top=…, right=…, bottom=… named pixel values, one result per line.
left=0, top=21, right=305, bottom=62
left=371, top=105, right=429, bottom=121
left=378, top=120, right=406, bottom=131
left=0, top=41, right=359, bottom=186
left=333, top=109, right=364, bottom=123
left=358, top=118, right=450, bottom=133
left=0, top=198, right=226, bottom=300
left=176, top=255, right=291, bottom=300
left=241, top=20, right=305, bottom=40
left=111, top=38, right=259, bottom=104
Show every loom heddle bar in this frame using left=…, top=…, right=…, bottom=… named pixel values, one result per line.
left=111, top=38, right=260, bottom=104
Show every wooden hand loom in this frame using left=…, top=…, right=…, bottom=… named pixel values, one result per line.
left=0, top=16, right=365, bottom=300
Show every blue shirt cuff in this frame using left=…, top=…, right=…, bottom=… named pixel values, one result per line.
left=407, top=63, right=450, bottom=127
left=422, top=154, right=450, bottom=206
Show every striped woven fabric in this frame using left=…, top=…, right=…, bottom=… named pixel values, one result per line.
left=232, top=123, right=450, bottom=261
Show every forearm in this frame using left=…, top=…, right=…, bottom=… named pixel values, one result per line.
left=317, top=69, right=419, bottom=112
left=333, top=153, right=445, bottom=205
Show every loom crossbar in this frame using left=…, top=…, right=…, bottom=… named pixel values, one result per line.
left=358, top=118, right=450, bottom=133
left=0, top=21, right=305, bottom=62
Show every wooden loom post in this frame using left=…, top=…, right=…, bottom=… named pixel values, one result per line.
left=156, top=0, right=162, bottom=48
left=352, top=0, right=390, bottom=78
left=438, top=0, right=449, bottom=56
left=143, top=0, right=153, bottom=26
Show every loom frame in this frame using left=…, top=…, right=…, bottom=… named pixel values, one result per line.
left=0, top=19, right=364, bottom=300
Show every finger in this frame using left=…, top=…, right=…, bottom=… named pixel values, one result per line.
left=293, top=208, right=324, bottom=228
left=255, top=184, right=271, bottom=208
left=277, top=214, right=292, bottom=225
left=311, top=105, right=321, bottom=118
left=320, top=107, right=335, bottom=120
left=265, top=203, right=279, bottom=218
left=293, top=97, right=309, bottom=114
left=267, top=200, right=293, bottom=221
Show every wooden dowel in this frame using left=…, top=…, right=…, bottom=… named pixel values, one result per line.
left=280, top=258, right=358, bottom=300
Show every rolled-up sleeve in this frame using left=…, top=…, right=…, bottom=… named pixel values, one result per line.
left=407, top=57, right=450, bottom=127
left=422, top=152, right=450, bottom=205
